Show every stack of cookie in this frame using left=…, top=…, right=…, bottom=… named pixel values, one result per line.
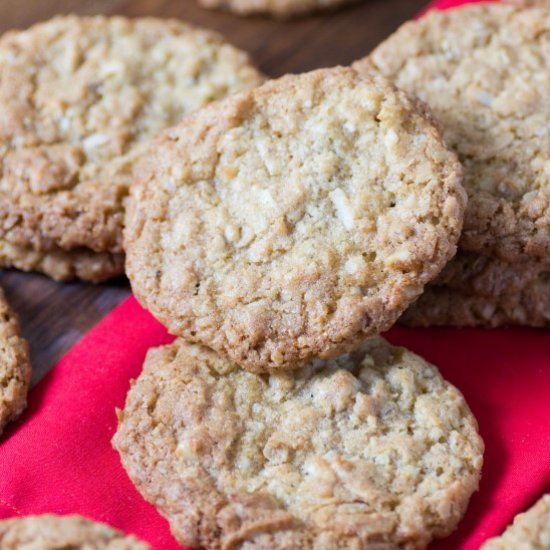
left=353, top=2, right=550, bottom=328
left=114, top=67, right=484, bottom=549
left=0, top=13, right=265, bottom=443
left=0, top=15, right=263, bottom=283
left=1, top=3, right=546, bottom=548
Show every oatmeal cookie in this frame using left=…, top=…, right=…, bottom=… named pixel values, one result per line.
left=481, top=495, right=550, bottom=549
left=0, top=285, right=30, bottom=436
left=0, top=241, right=124, bottom=283
left=354, top=3, right=550, bottom=262
left=0, top=515, right=150, bottom=549
left=504, top=0, right=550, bottom=6
left=125, top=67, right=465, bottom=371
left=113, top=338, right=483, bottom=550
left=401, top=278, right=550, bottom=328
left=0, top=15, right=263, bottom=258
left=431, top=251, right=549, bottom=298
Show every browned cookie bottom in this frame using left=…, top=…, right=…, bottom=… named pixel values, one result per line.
left=401, top=280, right=550, bottom=328
left=0, top=241, right=125, bottom=283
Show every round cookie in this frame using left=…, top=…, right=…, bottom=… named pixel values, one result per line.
left=198, top=0, right=358, bottom=19
left=125, top=66, right=465, bottom=372
left=431, top=251, right=549, bottom=298
left=0, top=285, right=31, bottom=436
left=0, top=515, right=150, bottom=549
left=354, top=3, right=550, bottom=263
left=481, top=495, right=550, bottom=549
left=400, top=279, right=550, bottom=328
left=0, top=15, right=263, bottom=259
left=113, top=338, right=484, bottom=550
left=0, top=241, right=124, bottom=283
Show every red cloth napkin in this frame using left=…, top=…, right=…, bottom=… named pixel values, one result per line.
left=1, top=297, right=548, bottom=550
left=1, top=2, right=549, bottom=548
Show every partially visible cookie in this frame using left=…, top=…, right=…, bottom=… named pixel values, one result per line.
left=505, top=0, right=550, bottom=6
left=0, top=15, right=263, bottom=261
left=0, top=515, right=151, bottom=549
left=125, top=66, right=465, bottom=372
left=481, top=495, right=550, bottom=549
left=0, top=286, right=30, bottom=436
left=354, top=3, right=550, bottom=263
left=400, top=279, right=550, bottom=328
left=198, top=0, right=358, bottom=19
left=0, top=241, right=124, bottom=283
left=113, top=338, right=483, bottom=550
left=431, top=251, right=549, bottom=298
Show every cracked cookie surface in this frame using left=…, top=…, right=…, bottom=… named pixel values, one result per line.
left=354, top=3, right=550, bottom=263
left=0, top=286, right=30, bottom=436
left=125, top=67, right=465, bottom=371
left=0, top=515, right=150, bottom=549
left=113, top=337, right=483, bottom=550
left=0, top=15, right=263, bottom=256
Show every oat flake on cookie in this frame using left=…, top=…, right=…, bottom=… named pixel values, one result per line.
left=354, top=3, right=550, bottom=263
left=113, top=337, right=483, bottom=550
left=0, top=15, right=263, bottom=270
left=125, top=66, right=465, bottom=371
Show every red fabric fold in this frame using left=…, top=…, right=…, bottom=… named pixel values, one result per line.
left=1, top=2, right=549, bottom=548
left=0, top=298, right=179, bottom=550
left=1, top=297, right=547, bottom=549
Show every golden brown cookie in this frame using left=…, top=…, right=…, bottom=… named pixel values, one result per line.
left=354, top=3, right=550, bottom=263
left=0, top=515, right=151, bottom=549
left=504, top=0, right=550, bottom=6
left=0, top=285, right=31, bottom=436
left=403, top=250, right=550, bottom=327
left=400, top=278, right=550, bottom=328
left=481, top=495, right=550, bottom=549
left=431, top=251, right=549, bottom=298
left=0, top=241, right=124, bottom=283
left=125, top=66, right=465, bottom=372
left=198, top=0, right=359, bottom=19
left=0, top=15, right=263, bottom=270
left=113, top=338, right=483, bottom=550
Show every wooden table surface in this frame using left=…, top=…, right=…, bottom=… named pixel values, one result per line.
left=0, top=0, right=426, bottom=384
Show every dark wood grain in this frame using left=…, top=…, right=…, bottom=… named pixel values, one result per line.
left=0, top=0, right=426, bottom=383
